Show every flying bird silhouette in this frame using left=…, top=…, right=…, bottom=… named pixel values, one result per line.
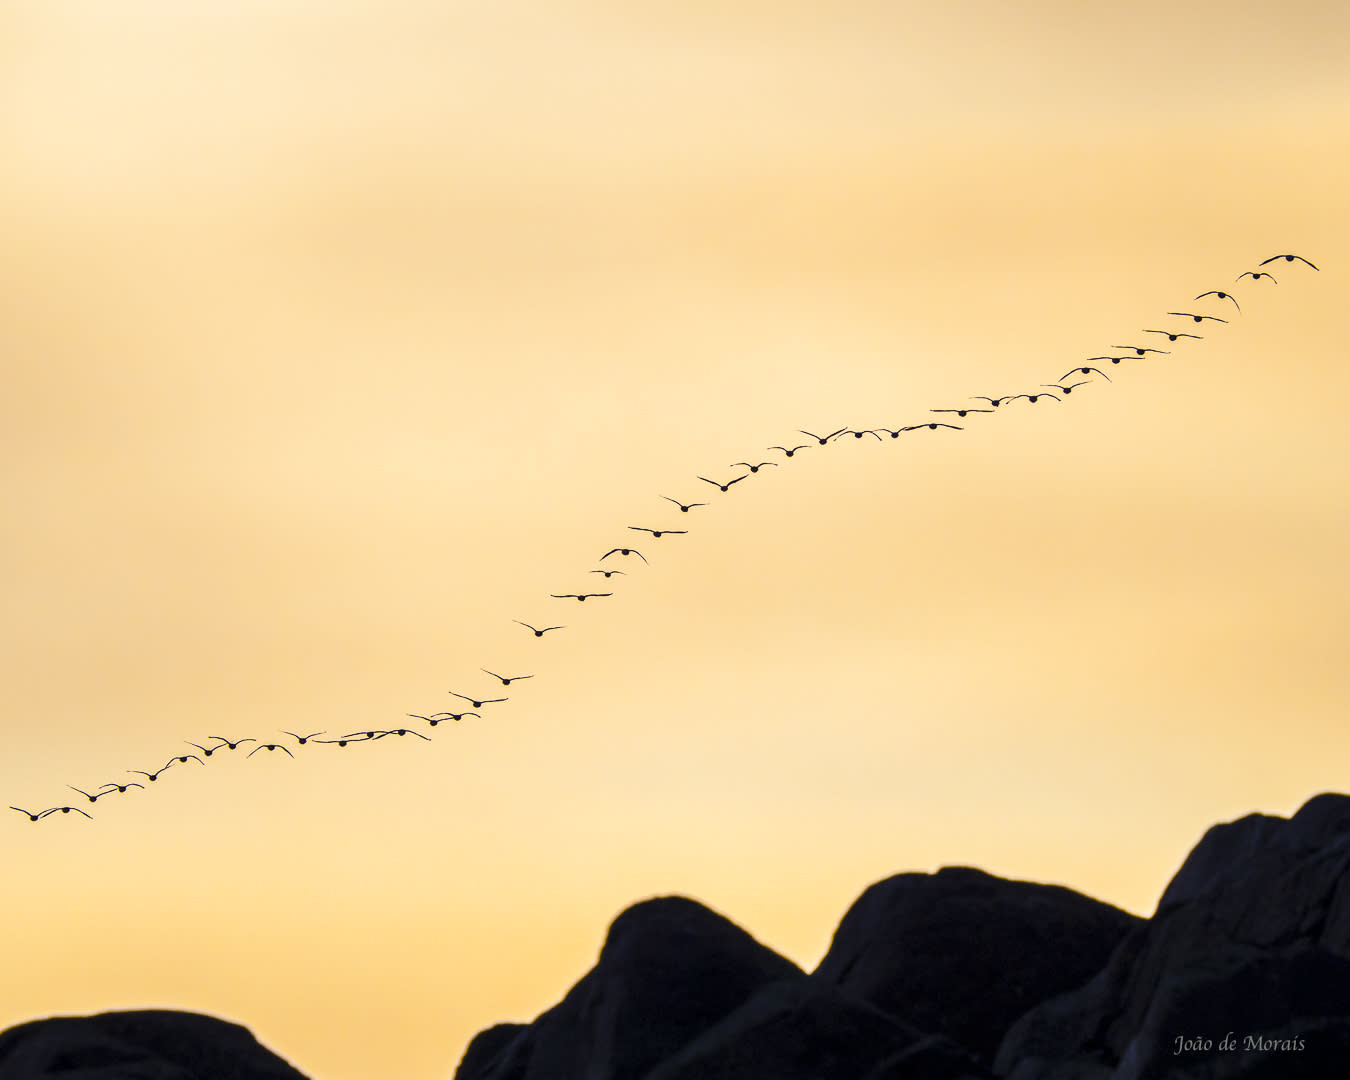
left=1001, top=393, right=1059, bottom=405
left=372, top=728, right=432, bottom=741
left=600, top=547, right=647, bottom=563
left=628, top=526, right=688, bottom=538
left=730, top=461, right=778, bottom=472
left=68, top=785, right=111, bottom=803
left=1143, top=329, right=1202, bottom=341
left=208, top=736, right=257, bottom=751
left=315, top=736, right=374, bottom=747
left=129, top=762, right=178, bottom=782
left=1113, top=345, right=1170, bottom=356
left=10, top=806, right=48, bottom=821
left=247, top=743, right=295, bottom=758
left=282, top=731, right=325, bottom=745
left=839, top=428, right=883, bottom=441
left=768, top=444, right=810, bottom=457
left=798, top=428, right=846, bottom=445
left=1258, top=254, right=1318, bottom=270
left=38, top=806, right=93, bottom=819
left=932, top=408, right=995, bottom=417
left=551, top=592, right=613, bottom=602
left=1167, top=312, right=1227, bottom=324
left=482, top=669, right=533, bottom=686
left=98, top=782, right=145, bottom=795
left=1041, top=382, right=1091, bottom=394
left=970, top=395, right=1010, bottom=407
left=1236, top=270, right=1277, bottom=283
left=185, top=741, right=223, bottom=758
left=449, top=690, right=509, bottom=707
left=169, top=753, right=205, bottom=767
left=1195, top=290, right=1240, bottom=311
left=698, top=475, right=747, bottom=492
left=514, top=620, right=565, bottom=636
left=903, top=422, right=964, bottom=431
left=1060, top=366, right=1112, bottom=381
left=408, top=711, right=479, bottom=726
left=662, top=497, right=708, bottom=512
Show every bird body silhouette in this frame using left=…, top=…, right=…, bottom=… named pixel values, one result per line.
left=514, top=620, right=564, bottom=636
left=1259, top=254, right=1318, bottom=270
left=662, top=497, right=708, bottom=512
left=600, top=547, right=647, bottom=564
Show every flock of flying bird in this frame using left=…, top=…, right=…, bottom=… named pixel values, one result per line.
left=9, top=253, right=1319, bottom=822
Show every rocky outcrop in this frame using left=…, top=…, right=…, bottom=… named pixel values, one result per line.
left=454, top=895, right=804, bottom=1080
left=995, top=791, right=1350, bottom=1079
left=642, top=976, right=922, bottom=1080
left=0, top=1009, right=310, bottom=1080
left=813, top=865, right=1141, bottom=1065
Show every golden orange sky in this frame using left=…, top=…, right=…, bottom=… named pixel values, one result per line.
left=3, top=3, right=1349, bottom=1078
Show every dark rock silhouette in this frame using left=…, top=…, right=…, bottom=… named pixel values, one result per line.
left=0, top=1009, right=309, bottom=1079
left=454, top=895, right=804, bottom=1080
left=996, top=791, right=1350, bottom=1080
left=642, top=977, right=922, bottom=1079
left=457, top=792, right=1350, bottom=1080
left=812, top=864, right=1140, bottom=1064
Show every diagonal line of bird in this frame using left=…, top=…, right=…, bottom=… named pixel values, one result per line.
left=8, top=254, right=1317, bottom=821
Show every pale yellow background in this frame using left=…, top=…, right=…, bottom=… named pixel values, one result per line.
left=3, top=3, right=1348, bottom=1078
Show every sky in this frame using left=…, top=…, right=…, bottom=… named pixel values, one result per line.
left=2, top=3, right=1349, bottom=1078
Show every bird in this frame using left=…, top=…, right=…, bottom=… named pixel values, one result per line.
left=449, top=690, right=508, bottom=707
left=1083, top=355, right=1133, bottom=364
left=1167, top=312, right=1227, bottom=324
left=551, top=592, right=613, bottom=602
left=408, top=711, right=479, bottom=726
left=97, top=782, right=145, bottom=795
left=590, top=569, right=625, bottom=578
left=698, top=475, right=747, bottom=492
left=247, top=743, right=295, bottom=758
left=1144, top=329, right=1202, bottom=341
left=373, top=728, right=432, bottom=741
left=10, top=806, right=47, bottom=821
left=343, top=730, right=393, bottom=741
left=1060, top=366, right=1112, bottom=381
left=1113, top=345, right=1170, bottom=356
left=662, top=497, right=708, bottom=512
left=185, top=741, right=223, bottom=758
left=314, top=735, right=373, bottom=747
left=1236, top=270, right=1277, bottom=283
left=799, top=428, right=846, bottom=445
left=1002, top=393, right=1059, bottom=405
left=730, top=461, right=778, bottom=472
left=903, top=422, right=964, bottom=432
left=932, top=408, right=995, bottom=417
left=514, top=620, right=565, bottom=636
left=129, top=763, right=175, bottom=782
left=970, top=395, right=1011, bottom=407
left=768, top=444, right=810, bottom=458
left=38, top=806, right=93, bottom=819
left=838, top=429, right=883, bottom=441
left=629, top=525, right=688, bottom=538
left=68, top=785, right=111, bottom=803
left=600, top=547, right=647, bottom=563
left=169, top=753, right=205, bottom=767
left=482, top=669, right=533, bottom=686
left=872, top=427, right=907, bottom=439
left=1195, top=290, right=1240, bottom=312
left=1259, top=254, right=1318, bottom=270
left=282, top=731, right=325, bottom=745
left=1041, top=382, right=1091, bottom=394
left=209, top=736, right=257, bottom=751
